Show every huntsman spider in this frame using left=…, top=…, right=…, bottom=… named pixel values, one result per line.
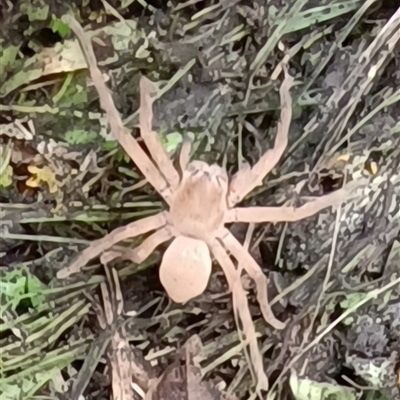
left=58, top=16, right=361, bottom=391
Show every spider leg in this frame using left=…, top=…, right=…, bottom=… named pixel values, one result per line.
left=209, top=238, right=270, bottom=392
left=139, top=77, right=180, bottom=191
left=225, top=183, right=359, bottom=223
left=227, top=65, right=294, bottom=207
left=57, top=212, right=169, bottom=279
left=65, top=17, right=173, bottom=204
left=219, top=229, right=286, bottom=330
left=103, top=226, right=174, bottom=265
left=179, top=136, right=192, bottom=172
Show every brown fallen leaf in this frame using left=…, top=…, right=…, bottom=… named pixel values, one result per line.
left=145, top=335, right=237, bottom=400
left=26, top=165, right=59, bottom=193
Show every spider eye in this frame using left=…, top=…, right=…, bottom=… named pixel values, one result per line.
left=190, top=168, right=201, bottom=177
left=187, top=163, right=199, bottom=174
left=215, top=175, right=223, bottom=187
left=218, top=174, right=228, bottom=183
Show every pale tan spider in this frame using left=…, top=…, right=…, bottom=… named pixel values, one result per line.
left=59, top=16, right=360, bottom=391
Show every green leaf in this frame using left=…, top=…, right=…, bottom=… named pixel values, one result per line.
left=101, top=140, right=118, bottom=151
left=54, top=76, right=88, bottom=108
left=0, top=44, right=20, bottom=71
left=20, top=0, right=49, bottom=22
left=0, top=270, right=26, bottom=299
left=0, top=382, right=20, bottom=400
left=0, top=165, right=13, bottom=188
left=1, top=367, right=61, bottom=399
left=25, top=273, right=46, bottom=308
left=102, top=140, right=130, bottom=163
left=163, top=132, right=183, bottom=153
left=290, top=370, right=357, bottom=400
left=340, top=292, right=368, bottom=309
left=0, top=267, right=46, bottom=311
left=64, top=129, right=98, bottom=145
left=50, top=15, right=71, bottom=37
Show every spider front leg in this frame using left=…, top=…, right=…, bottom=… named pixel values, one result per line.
left=219, top=229, right=286, bottom=330
left=57, top=212, right=169, bottom=279
left=225, top=181, right=361, bottom=223
left=139, top=77, right=180, bottom=191
left=178, top=136, right=192, bottom=171
left=65, top=16, right=174, bottom=204
left=228, top=65, right=294, bottom=208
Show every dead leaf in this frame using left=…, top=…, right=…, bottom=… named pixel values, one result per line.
left=26, top=165, right=58, bottom=193
left=145, top=335, right=235, bottom=400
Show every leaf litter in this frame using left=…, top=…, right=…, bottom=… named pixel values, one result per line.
left=1, top=1, right=400, bottom=400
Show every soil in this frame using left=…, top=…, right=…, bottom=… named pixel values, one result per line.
left=1, top=1, right=400, bottom=399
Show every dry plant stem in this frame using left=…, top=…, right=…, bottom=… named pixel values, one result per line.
left=227, top=66, right=294, bottom=207
left=62, top=15, right=173, bottom=204
left=221, top=229, right=286, bottom=330
left=57, top=212, right=168, bottom=278
left=225, top=184, right=357, bottom=223
left=210, top=239, right=270, bottom=392
left=102, top=268, right=134, bottom=400
left=139, top=77, right=180, bottom=190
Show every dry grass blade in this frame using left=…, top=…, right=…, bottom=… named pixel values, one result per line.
left=99, top=267, right=135, bottom=400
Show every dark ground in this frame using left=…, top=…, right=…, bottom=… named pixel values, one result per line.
left=1, top=0, right=400, bottom=399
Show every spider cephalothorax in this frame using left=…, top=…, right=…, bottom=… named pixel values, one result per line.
left=58, top=16, right=360, bottom=391
left=169, top=161, right=229, bottom=240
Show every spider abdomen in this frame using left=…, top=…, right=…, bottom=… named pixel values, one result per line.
left=159, top=236, right=212, bottom=303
